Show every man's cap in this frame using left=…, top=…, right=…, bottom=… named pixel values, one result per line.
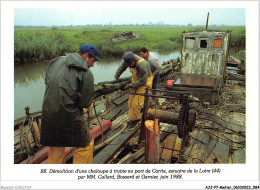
left=122, top=51, right=135, bottom=66
left=79, top=45, right=99, bottom=61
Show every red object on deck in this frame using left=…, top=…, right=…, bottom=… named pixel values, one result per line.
left=90, top=120, right=112, bottom=139
left=26, top=120, right=111, bottom=164
left=166, top=80, right=175, bottom=88
left=145, top=120, right=160, bottom=163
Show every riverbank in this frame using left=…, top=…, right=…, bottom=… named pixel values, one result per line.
left=14, top=26, right=245, bottom=64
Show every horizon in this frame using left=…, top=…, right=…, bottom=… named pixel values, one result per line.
left=14, top=7, right=245, bottom=27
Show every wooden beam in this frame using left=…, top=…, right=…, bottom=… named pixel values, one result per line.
left=93, top=123, right=141, bottom=164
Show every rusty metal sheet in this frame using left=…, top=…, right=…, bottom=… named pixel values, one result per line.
left=173, top=75, right=216, bottom=88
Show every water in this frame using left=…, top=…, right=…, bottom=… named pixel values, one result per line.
left=14, top=51, right=181, bottom=119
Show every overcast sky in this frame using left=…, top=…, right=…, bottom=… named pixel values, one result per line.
left=14, top=8, right=245, bottom=26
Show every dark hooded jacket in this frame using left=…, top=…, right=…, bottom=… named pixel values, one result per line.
left=40, top=53, right=94, bottom=147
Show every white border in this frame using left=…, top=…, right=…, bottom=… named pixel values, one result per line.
left=1, top=1, right=259, bottom=189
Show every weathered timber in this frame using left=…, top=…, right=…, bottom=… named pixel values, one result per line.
left=101, top=108, right=122, bottom=121
left=110, top=111, right=129, bottom=130
left=182, top=137, right=194, bottom=161
left=14, top=112, right=41, bottom=129
left=117, top=153, right=132, bottom=164
left=93, top=123, right=141, bottom=164
left=159, top=124, right=178, bottom=143
left=94, top=123, right=128, bottom=152
left=113, top=123, right=177, bottom=164
left=113, top=93, right=129, bottom=105
left=107, top=147, right=126, bottom=164
left=186, top=142, right=206, bottom=163
left=32, top=120, right=41, bottom=145
left=160, top=64, right=172, bottom=77
left=120, top=147, right=145, bottom=164
left=168, top=86, right=220, bottom=105
left=204, top=152, right=218, bottom=164
left=204, top=138, right=217, bottom=161
left=160, top=134, right=177, bottom=163
left=227, top=73, right=245, bottom=81
left=135, top=155, right=145, bottom=164
left=190, top=130, right=210, bottom=145
left=94, top=79, right=131, bottom=98
left=94, top=63, right=174, bottom=99
left=174, top=136, right=184, bottom=163
left=212, top=142, right=229, bottom=163
left=97, top=77, right=131, bottom=86
left=101, top=96, right=129, bottom=121
left=36, top=117, right=41, bottom=132
left=232, top=149, right=245, bottom=163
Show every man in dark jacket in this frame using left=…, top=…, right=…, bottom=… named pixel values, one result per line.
left=40, top=45, right=99, bottom=164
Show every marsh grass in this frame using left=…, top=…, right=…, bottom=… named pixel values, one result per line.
left=14, top=28, right=74, bottom=63
left=14, top=26, right=245, bottom=64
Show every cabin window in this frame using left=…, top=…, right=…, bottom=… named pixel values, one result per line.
left=214, top=39, right=223, bottom=48
left=200, top=40, right=208, bottom=48
left=185, top=37, right=195, bottom=49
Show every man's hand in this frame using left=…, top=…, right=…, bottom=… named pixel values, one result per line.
left=124, top=84, right=132, bottom=90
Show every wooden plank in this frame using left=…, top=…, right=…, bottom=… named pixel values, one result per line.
left=110, top=111, right=129, bottom=130
left=120, top=147, right=145, bottom=164
left=204, top=138, right=217, bottom=161
left=158, top=124, right=177, bottom=161
left=135, top=155, right=145, bottom=164
left=212, top=142, right=229, bottom=163
left=173, top=75, right=216, bottom=89
left=160, top=134, right=176, bottom=163
left=100, top=98, right=129, bottom=121
left=187, top=142, right=206, bottom=164
left=101, top=108, right=122, bottom=121
left=113, top=93, right=129, bottom=106
left=93, top=123, right=141, bottom=164
left=173, top=136, right=183, bottom=162
left=182, top=137, right=194, bottom=162
left=232, top=149, right=245, bottom=163
left=204, top=152, right=218, bottom=164
left=191, top=130, right=209, bottom=145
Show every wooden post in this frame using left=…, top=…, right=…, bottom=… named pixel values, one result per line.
left=32, top=120, right=41, bottom=145
left=206, top=12, right=210, bottom=30
left=36, top=117, right=41, bottom=132
left=145, top=119, right=160, bottom=163
left=105, top=95, right=110, bottom=108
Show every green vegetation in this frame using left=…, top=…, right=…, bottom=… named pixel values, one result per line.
left=14, top=26, right=245, bottom=64
left=14, top=28, right=74, bottom=63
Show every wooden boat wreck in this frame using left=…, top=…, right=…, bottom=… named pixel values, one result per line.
left=14, top=55, right=245, bottom=164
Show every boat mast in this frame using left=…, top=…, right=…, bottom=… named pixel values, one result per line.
left=206, top=12, right=210, bottom=30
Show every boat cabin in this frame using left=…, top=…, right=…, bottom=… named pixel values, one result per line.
left=171, top=30, right=231, bottom=104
